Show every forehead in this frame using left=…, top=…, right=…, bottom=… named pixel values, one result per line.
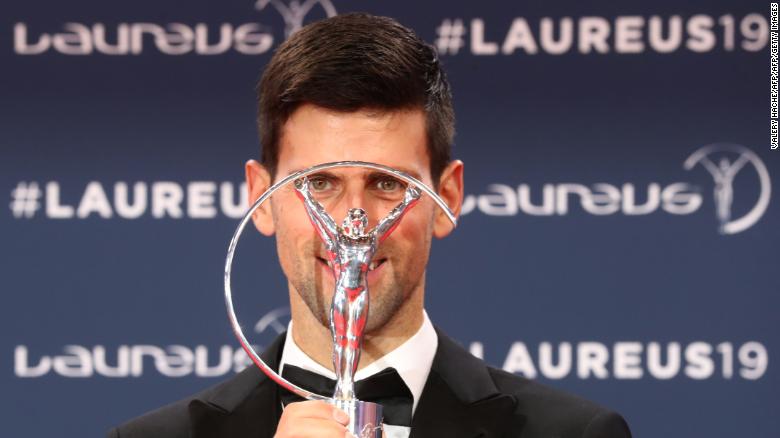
left=277, top=104, right=431, bottom=182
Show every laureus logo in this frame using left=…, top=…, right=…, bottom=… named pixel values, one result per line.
left=13, top=0, right=339, bottom=55
left=255, top=0, right=338, bottom=38
left=684, top=143, right=771, bottom=235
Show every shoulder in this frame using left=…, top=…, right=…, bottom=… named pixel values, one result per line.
left=431, top=327, right=630, bottom=437
left=109, top=332, right=286, bottom=438
left=487, top=366, right=631, bottom=438
left=106, top=396, right=191, bottom=438
left=107, top=365, right=265, bottom=438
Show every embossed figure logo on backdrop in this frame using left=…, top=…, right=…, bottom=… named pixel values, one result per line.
left=684, top=144, right=771, bottom=235
left=254, top=307, right=292, bottom=348
left=255, top=0, right=338, bottom=37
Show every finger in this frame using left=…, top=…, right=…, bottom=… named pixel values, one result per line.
left=284, top=400, right=348, bottom=423
left=275, top=417, right=348, bottom=438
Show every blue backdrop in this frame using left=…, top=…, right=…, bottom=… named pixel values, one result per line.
left=1, top=1, right=777, bottom=437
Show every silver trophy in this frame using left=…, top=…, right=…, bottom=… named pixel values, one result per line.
left=224, top=161, right=457, bottom=437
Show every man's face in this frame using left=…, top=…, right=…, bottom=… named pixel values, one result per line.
left=254, top=104, right=442, bottom=333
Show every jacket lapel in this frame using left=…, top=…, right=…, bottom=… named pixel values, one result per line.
left=410, top=328, right=519, bottom=438
left=189, top=334, right=287, bottom=438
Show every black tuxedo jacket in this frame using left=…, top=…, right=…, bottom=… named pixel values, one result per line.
left=109, top=328, right=631, bottom=438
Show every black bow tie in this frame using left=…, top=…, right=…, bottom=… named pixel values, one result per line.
left=280, top=364, right=414, bottom=427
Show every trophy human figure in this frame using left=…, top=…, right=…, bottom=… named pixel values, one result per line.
left=294, top=176, right=421, bottom=401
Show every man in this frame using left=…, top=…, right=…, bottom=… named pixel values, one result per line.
left=109, top=13, right=631, bottom=438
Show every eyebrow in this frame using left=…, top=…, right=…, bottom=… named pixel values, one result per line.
left=365, top=171, right=418, bottom=183
left=287, top=167, right=423, bottom=182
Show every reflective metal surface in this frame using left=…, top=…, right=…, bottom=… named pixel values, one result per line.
left=295, top=177, right=421, bottom=401
left=331, top=399, right=383, bottom=438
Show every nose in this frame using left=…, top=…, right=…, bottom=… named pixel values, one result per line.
left=328, top=180, right=390, bottom=230
left=335, top=184, right=369, bottom=224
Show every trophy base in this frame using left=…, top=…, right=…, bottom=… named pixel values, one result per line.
left=329, top=398, right=383, bottom=438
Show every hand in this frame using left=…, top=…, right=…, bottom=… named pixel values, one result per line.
left=404, top=185, right=421, bottom=202
left=294, top=177, right=309, bottom=194
left=274, top=400, right=352, bottom=438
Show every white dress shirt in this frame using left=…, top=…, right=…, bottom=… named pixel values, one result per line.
left=278, top=310, right=438, bottom=438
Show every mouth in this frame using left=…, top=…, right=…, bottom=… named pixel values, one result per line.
left=368, top=258, right=387, bottom=271
left=316, top=256, right=332, bottom=271
left=315, top=256, right=387, bottom=272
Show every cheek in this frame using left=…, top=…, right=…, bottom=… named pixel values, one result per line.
left=271, top=199, right=310, bottom=274
left=386, top=203, right=435, bottom=251
left=272, top=221, right=296, bottom=278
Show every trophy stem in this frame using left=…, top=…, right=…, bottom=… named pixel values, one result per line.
left=330, top=399, right=383, bottom=438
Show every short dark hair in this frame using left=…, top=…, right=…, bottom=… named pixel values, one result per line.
left=257, top=13, right=454, bottom=183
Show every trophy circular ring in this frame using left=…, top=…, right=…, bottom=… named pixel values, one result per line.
left=224, top=160, right=458, bottom=402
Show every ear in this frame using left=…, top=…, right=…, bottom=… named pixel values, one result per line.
left=433, top=159, right=464, bottom=239
left=245, top=159, right=275, bottom=236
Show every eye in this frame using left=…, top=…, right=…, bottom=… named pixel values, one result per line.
left=375, top=178, right=402, bottom=192
left=309, top=177, right=332, bottom=192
